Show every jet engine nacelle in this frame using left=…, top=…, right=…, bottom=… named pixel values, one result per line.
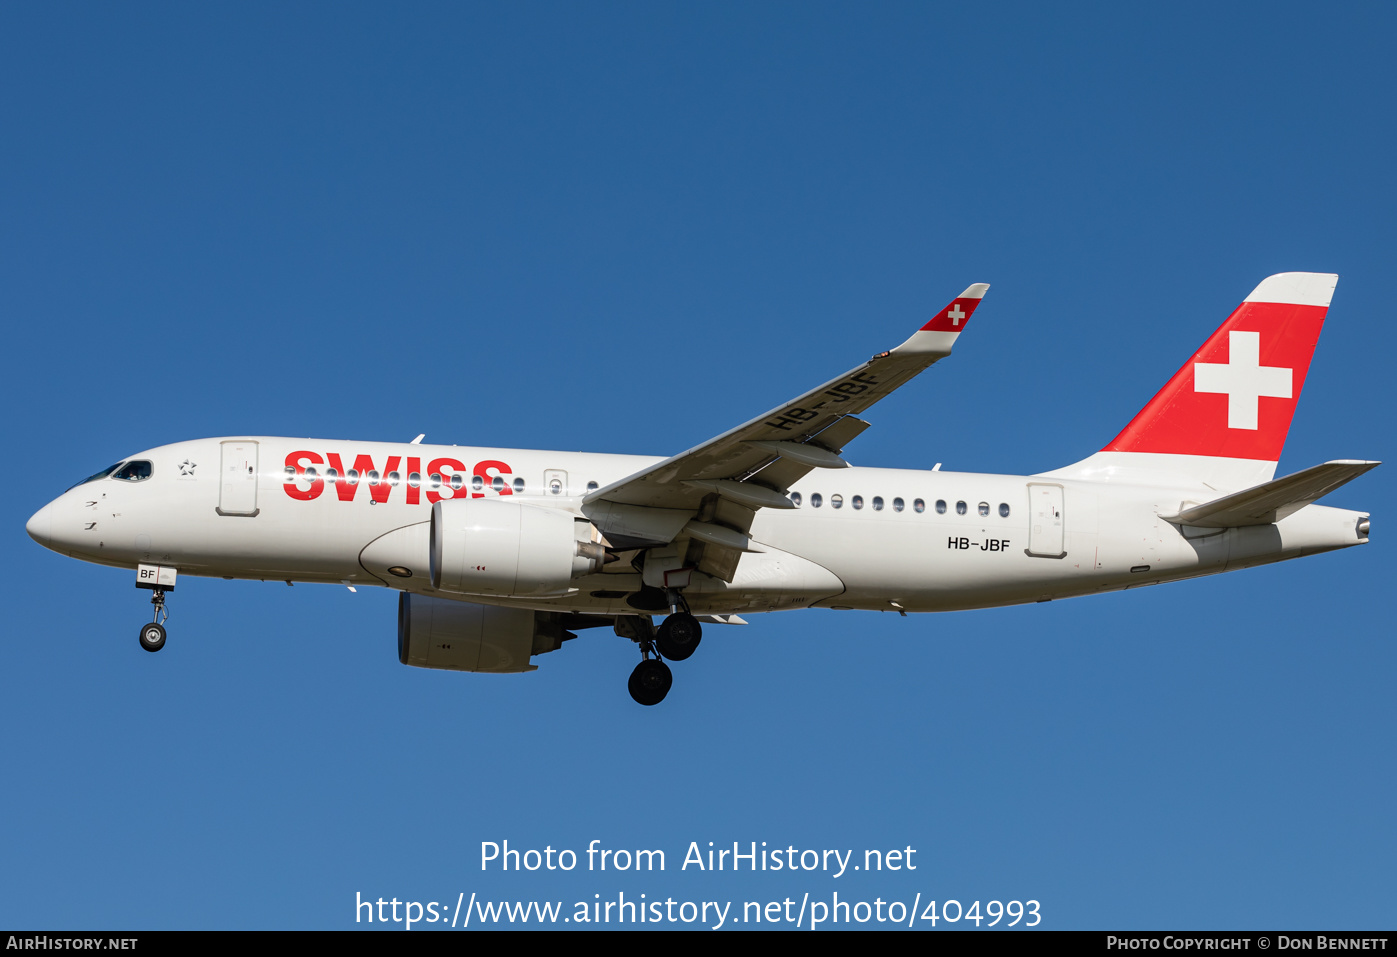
left=429, top=498, right=606, bottom=598
left=397, top=593, right=578, bottom=674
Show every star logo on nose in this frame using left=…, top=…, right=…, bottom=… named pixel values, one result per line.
left=179, top=460, right=197, bottom=477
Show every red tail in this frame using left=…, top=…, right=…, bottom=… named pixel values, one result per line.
left=1104, top=273, right=1335, bottom=463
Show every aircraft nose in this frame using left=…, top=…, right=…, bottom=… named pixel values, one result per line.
left=26, top=500, right=54, bottom=548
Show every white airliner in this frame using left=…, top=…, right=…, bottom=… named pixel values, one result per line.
left=26, top=273, right=1376, bottom=704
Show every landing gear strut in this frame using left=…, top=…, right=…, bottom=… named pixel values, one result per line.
left=135, top=564, right=178, bottom=654
left=655, top=588, right=702, bottom=661
left=619, top=617, right=673, bottom=706
left=138, top=587, right=169, bottom=653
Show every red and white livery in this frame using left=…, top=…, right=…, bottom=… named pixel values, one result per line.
left=26, top=274, right=1376, bottom=704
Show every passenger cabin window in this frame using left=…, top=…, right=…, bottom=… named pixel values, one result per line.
left=114, top=461, right=153, bottom=482
left=513, top=477, right=526, bottom=494
left=999, top=503, right=1010, bottom=518
left=586, top=481, right=599, bottom=492
left=978, top=501, right=990, bottom=516
left=892, top=497, right=904, bottom=512
left=851, top=495, right=863, bottom=510
left=429, top=473, right=442, bottom=489
left=956, top=501, right=967, bottom=515
left=388, top=471, right=401, bottom=486
left=811, top=493, right=823, bottom=508
left=471, top=475, right=484, bottom=492
left=935, top=499, right=947, bottom=514
left=408, top=472, right=422, bottom=488
left=451, top=474, right=465, bottom=491
left=367, top=470, right=381, bottom=486
left=346, top=469, right=360, bottom=486
left=831, top=494, right=844, bottom=509
left=549, top=478, right=563, bottom=495
left=790, top=492, right=802, bottom=506
left=872, top=496, right=883, bottom=511
left=914, top=498, right=925, bottom=513
left=492, top=476, right=505, bottom=492
left=325, top=468, right=340, bottom=482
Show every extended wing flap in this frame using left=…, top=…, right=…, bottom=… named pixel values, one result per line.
left=1163, top=460, right=1379, bottom=528
left=696, top=541, right=744, bottom=582
left=745, top=416, right=872, bottom=495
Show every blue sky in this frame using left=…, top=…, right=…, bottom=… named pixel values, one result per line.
left=2, top=3, right=1393, bottom=930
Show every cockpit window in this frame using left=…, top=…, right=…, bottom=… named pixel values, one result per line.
left=68, top=462, right=124, bottom=491
left=114, top=461, right=153, bottom=482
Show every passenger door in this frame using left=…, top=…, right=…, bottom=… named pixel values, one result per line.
left=217, top=441, right=259, bottom=516
left=1026, top=483, right=1064, bottom=557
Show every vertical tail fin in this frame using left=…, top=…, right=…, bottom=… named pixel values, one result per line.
left=1046, top=273, right=1336, bottom=490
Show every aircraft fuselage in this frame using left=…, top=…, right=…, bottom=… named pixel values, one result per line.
left=28, top=436, right=1369, bottom=618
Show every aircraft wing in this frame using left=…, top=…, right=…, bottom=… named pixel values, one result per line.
left=583, top=284, right=988, bottom=577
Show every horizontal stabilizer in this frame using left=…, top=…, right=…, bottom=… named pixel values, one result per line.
left=1161, top=460, right=1379, bottom=528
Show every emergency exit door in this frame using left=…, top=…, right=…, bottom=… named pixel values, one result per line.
left=217, top=441, right=260, bottom=517
left=544, top=470, right=568, bottom=497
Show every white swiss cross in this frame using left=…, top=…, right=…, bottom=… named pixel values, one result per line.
left=947, top=303, right=966, bottom=326
left=1192, top=330, right=1292, bottom=430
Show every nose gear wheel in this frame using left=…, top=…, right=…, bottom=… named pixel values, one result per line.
left=139, top=621, right=166, bottom=653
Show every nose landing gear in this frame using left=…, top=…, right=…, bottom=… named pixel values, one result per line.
left=138, top=588, right=169, bottom=653
left=134, top=564, right=177, bottom=654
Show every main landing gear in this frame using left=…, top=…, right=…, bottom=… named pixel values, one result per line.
left=628, top=656, right=672, bottom=707
left=621, top=591, right=703, bottom=706
left=138, top=587, right=169, bottom=653
left=655, top=611, right=702, bottom=660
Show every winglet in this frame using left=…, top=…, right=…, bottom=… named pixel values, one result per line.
left=889, top=283, right=990, bottom=356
